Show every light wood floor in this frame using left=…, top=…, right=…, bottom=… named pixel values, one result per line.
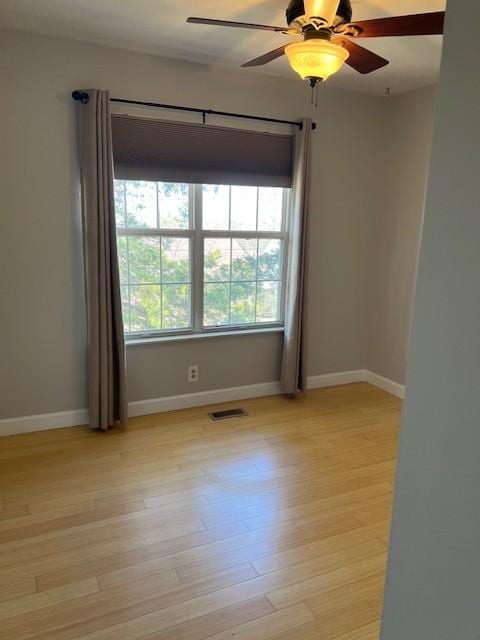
left=0, top=383, right=401, bottom=640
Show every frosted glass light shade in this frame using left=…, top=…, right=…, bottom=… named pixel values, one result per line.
left=285, top=39, right=349, bottom=82
left=304, top=0, right=341, bottom=25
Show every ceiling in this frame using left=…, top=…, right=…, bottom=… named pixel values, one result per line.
left=0, top=0, right=446, bottom=95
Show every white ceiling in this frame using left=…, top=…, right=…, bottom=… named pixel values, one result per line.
left=0, top=0, right=446, bottom=95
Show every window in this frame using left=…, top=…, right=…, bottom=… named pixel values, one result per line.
left=115, top=180, right=289, bottom=339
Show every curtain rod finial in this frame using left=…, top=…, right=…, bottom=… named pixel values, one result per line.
left=72, top=90, right=90, bottom=104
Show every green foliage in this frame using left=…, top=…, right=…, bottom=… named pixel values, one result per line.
left=118, top=235, right=190, bottom=332
left=115, top=180, right=283, bottom=332
left=231, top=282, right=256, bottom=325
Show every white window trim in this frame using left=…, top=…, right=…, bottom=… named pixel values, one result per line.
left=118, top=183, right=290, bottom=342
left=125, top=326, right=284, bottom=347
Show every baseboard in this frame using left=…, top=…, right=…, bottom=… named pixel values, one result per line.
left=308, top=369, right=405, bottom=398
left=364, top=370, right=405, bottom=399
left=308, top=370, right=366, bottom=389
left=128, top=381, right=282, bottom=418
left=0, top=382, right=282, bottom=436
left=0, top=369, right=404, bottom=436
left=0, top=409, right=89, bottom=437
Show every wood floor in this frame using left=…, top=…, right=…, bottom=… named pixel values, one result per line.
left=0, top=383, right=401, bottom=640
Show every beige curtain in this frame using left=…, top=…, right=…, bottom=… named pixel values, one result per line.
left=281, top=119, right=313, bottom=395
left=78, top=89, right=128, bottom=430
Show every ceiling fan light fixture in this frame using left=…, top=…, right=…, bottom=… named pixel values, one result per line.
left=303, top=0, right=341, bottom=26
left=285, top=39, right=349, bottom=83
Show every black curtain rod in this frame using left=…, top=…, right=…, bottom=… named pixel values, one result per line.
left=71, top=91, right=316, bottom=131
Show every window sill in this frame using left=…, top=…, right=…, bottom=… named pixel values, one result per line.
left=126, top=326, right=284, bottom=346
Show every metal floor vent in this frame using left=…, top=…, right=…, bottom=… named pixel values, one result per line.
left=209, top=408, right=248, bottom=422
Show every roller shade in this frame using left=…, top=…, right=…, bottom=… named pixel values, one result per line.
left=111, top=114, right=294, bottom=187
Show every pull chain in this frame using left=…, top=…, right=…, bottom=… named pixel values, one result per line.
left=309, top=81, right=320, bottom=108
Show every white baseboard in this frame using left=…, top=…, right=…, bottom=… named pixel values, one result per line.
left=128, top=381, right=282, bottom=418
left=0, top=409, right=89, bottom=437
left=0, top=370, right=404, bottom=436
left=364, top=370, right=405, bottom=399
left=308, top=370, right=366, bottom=390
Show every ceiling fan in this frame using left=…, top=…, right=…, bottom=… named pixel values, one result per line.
left=187, top=1, right=445, bottom=89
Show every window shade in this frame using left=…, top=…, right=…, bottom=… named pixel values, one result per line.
left=111, top=114, right=294, bottom=188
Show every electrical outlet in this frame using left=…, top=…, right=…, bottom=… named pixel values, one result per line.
left=188, top=365, right=199, bottom=383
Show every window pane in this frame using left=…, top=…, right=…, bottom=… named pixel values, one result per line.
left=231, top=238, right=257, bottom=282
left=256, top=281, right=280, bottom=323
left=161, top=237, right=190, bottom=283
left=162, top=284, right=190, bottom=329
left=158, top=183, right=189, bottom=229
left=231, top=282, right=256, bottom=325
left=117, top=236, right=128, bottom=285
left=204, top=283, right=230, bottom=326
left=203, top=185, right=230, bottom=230
left=114, top=181, right=126, bottom=227
left=125, top=180, right=157, bottom=228
left=204, top=238, right=231, bottom=282
left=258, top=239, right=282, bottom=281
left=117, top=183, right=287, bottom=334
left=128, top=237, right=161, bottom=284
left=258, top=187, right=283, bottom=231
left=231, top=186, right=257, bottom=231
left=129, top=285, right=162, bottom=332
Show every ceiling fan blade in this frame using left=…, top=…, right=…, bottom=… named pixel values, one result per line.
left=337, top=38, right=389, bottom=74
left=242, top=45, right=288, bottom=68
left=352, top=11, right=445, bottom=38
left=187, top=17, right=288, bottom=33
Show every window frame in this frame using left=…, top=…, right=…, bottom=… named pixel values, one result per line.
left=117, top=183, right=290, bottom=341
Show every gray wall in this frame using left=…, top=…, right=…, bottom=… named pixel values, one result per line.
left=368, top=86, right=437, bottom=384
left=381, top=2, right=480, bottom=638
left=0, top=30, right=386, bottom=418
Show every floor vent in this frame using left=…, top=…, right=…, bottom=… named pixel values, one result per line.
left=209, top=408, right=248, bottom=422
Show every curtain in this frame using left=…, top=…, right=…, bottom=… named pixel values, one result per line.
left=281, top=119, right=313, bottom=395
left=78, top=89, right=128, bottom=430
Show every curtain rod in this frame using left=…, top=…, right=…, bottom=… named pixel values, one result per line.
left=71, top=91, right=316, bottom=131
